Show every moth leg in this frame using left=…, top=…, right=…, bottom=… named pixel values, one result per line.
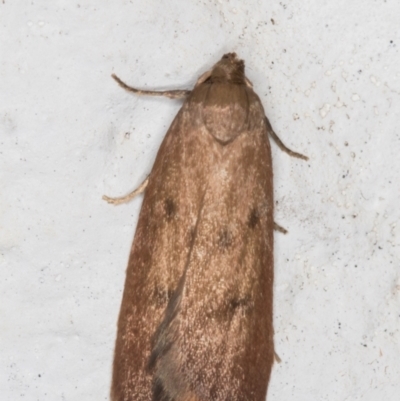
left=274, top=351, right=282, bottom=363
left=274, top=222, right=288, bottom=234
left=112, top=74, right=191, bottom=99
left=265, top=117, right=309, bottom=160
left=102, top=176, right=149, bottom=205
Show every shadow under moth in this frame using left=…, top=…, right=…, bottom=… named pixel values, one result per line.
left=104, top=53, right=308, bottom=401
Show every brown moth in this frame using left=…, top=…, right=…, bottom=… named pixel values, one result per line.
left=105, top=53, right=307, bottom=401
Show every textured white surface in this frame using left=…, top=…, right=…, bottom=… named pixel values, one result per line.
left=1, top=1, right=400, bottom=400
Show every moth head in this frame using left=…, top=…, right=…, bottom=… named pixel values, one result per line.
left=196, top=53, right=249, bottom=86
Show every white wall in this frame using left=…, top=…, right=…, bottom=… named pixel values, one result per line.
left=1, top=1, right=399, bottom=400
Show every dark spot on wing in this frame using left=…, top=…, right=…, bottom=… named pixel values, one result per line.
left=209, top=385, right=218, bottom=400
left=247, top=208, right=259, bottom=228
left=218, top=228, right=232, bottom=249
left=206, top=296, right=251, bottom=321
left=164, top=198, right=176, bottom=219
left=229, top=297, right=250, bottom=310
left=153, top=287, right=174, bottom=307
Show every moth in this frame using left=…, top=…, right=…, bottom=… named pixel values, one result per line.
left=104, top=53, right=307, bottom=401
